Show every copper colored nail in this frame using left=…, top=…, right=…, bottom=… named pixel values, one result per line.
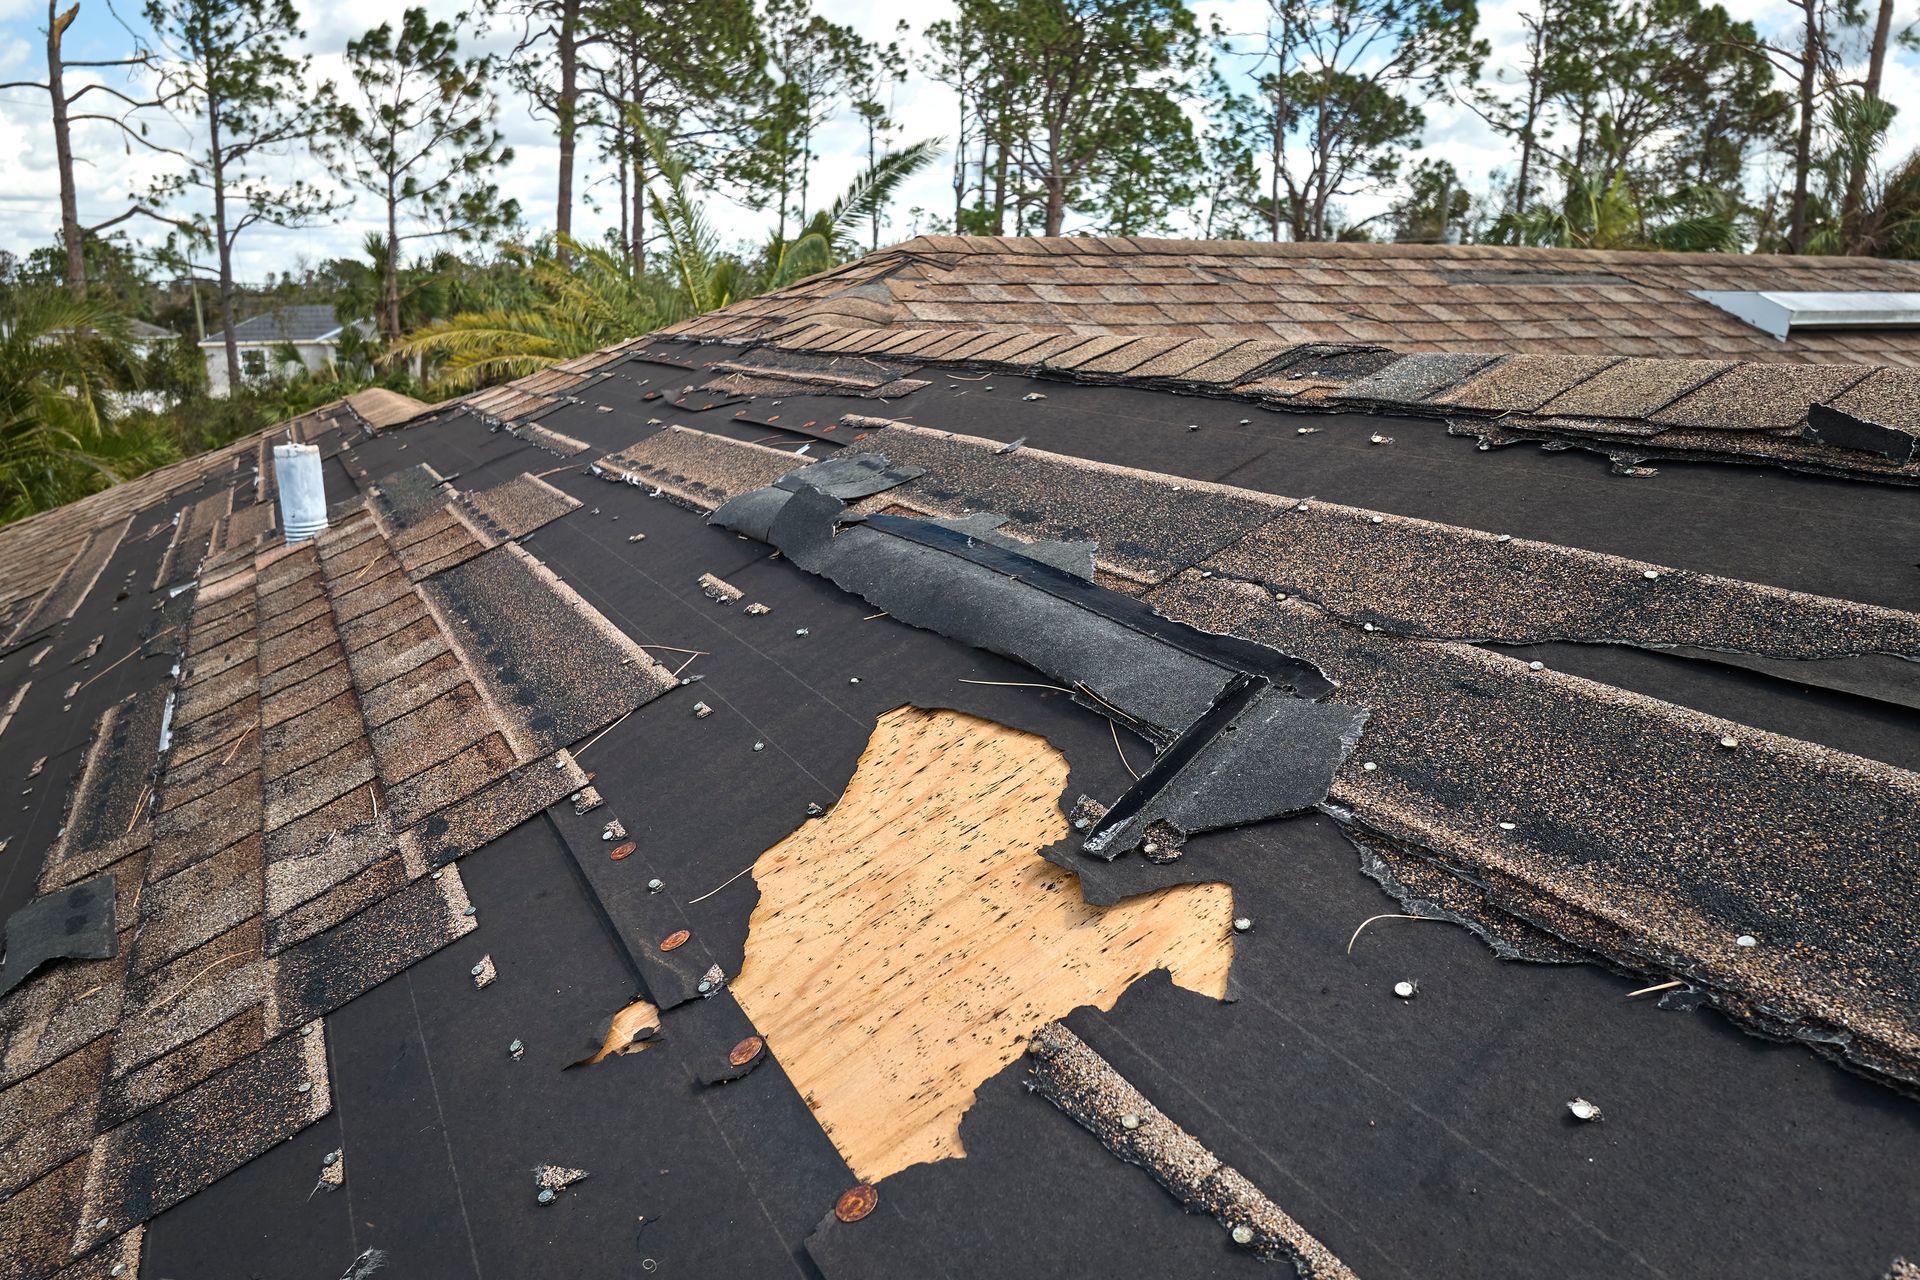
left=659, top=929, right=689, bottom=952
left=610, top=841, right=636, bottom=861
left=834, top=1184, right=878, bottom=1223
left=729, top=1035, right=764, bottom=1067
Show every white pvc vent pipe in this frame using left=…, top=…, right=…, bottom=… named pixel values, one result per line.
left=274, top=442, right=329, bottom=542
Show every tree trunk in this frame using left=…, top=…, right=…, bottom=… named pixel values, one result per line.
left=555, top=0, right=579, bottom=260
left=1786, top=0, right=1819, bottom=253
left=1840, top=0, right=1895, bottom=251
left=383, top=191, right=402, bottom=345
left=47, top=1, right=84, bottom=294
left=1043, top=117, right=1064, bottom=235
left=209, top=96, right=242, bottom=392
left=629, top=53, right=645, bottom=274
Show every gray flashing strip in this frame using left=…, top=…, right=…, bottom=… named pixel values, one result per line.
left=710, top=456, right=1366, bottom=865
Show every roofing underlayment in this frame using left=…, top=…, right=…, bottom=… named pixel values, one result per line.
left=0, top=238, right=1917, bottom=1280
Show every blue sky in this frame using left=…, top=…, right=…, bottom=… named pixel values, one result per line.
left=2, top=0, right=1916, bottom=279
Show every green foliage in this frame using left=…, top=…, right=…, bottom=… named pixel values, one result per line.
left=392, top=130, right=941, bottom=396
left=0, top=289, right=178, bottom=522
left=927, top=0, right=1206, bottom=236
left=1388, top=159, right=1472, bottom=242
left=1245, top=0, right=1486, bottom=242
left=335, top=8, right=519, bottom=340
left=1489, top=166, right=1742, bottom=251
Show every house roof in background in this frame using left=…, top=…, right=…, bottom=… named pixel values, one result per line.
left=201, top=305, right=346, bottom=347
left=690, top=236, right=1920, bottom=365
left=1, top=239, right=1917, bottom=1280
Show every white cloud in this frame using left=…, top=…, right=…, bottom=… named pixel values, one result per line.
left=2, top=0, right=1918, bottom=279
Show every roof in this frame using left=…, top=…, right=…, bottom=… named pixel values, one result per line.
left=1, top=238, right=1917, bottom=1280
left=687, top=235, right=1920, bottom=364
left=201, top=305, right=347, bottom=346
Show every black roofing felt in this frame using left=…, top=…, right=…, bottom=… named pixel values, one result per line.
left=2, top=336, right=1918, bottom=1280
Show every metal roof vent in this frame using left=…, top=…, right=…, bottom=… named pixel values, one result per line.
left=1691, top=290, right=1920, bottom=340
left=273, top=442, right=328, bottom=542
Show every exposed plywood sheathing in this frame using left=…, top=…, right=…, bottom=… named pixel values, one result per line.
left=730, top=706, right=1233, bottom=1182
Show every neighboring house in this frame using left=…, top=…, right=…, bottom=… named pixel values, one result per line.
left=125, top=318, right=177, bottom=350
left=198, top=305, right=368, bottom=395
left=3, top=238, right=1919, bottom=1280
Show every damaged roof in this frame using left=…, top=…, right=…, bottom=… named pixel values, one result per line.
left=1, top=237, right=1917, bottom=1280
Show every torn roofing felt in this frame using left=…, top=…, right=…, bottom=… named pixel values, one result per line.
left=655, top=415, right=1920, bottom=1092
left=710, top=453, right=1369, bottom=862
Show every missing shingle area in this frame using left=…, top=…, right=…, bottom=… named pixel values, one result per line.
left=730, top=706, right=1231, bottom=1182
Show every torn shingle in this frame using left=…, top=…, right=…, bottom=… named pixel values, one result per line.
left=0, top=875, right=119, bottom=998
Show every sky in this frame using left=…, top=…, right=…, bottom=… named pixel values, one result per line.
left=2, top=0, right=1918, bottom=281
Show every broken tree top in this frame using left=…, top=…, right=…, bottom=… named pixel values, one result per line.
left=2, top=237, right=1918, bottom=1280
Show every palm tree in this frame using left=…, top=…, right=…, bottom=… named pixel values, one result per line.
left=397, top=130, right=943, bottom=394
left=1489, top=168, right=1741, bottom=253
left=391, top=237, right=680, bottom=392
left=0, top=288, right=178, bottom=522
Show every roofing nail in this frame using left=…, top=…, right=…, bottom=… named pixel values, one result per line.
left=1393, top=980, right=1417, bottom=999
left=1232, top=917, right=1253, bottom=933
left=1567, top=1098, right=1602, bottom=1122
left=835, top=1185, right=879, bottom=1223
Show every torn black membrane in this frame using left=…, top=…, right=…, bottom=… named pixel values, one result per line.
left=710, top=453, right=1368, bottom=872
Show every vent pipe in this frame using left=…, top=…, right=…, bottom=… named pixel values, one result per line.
left=274, top=443, right=328, bottom=542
